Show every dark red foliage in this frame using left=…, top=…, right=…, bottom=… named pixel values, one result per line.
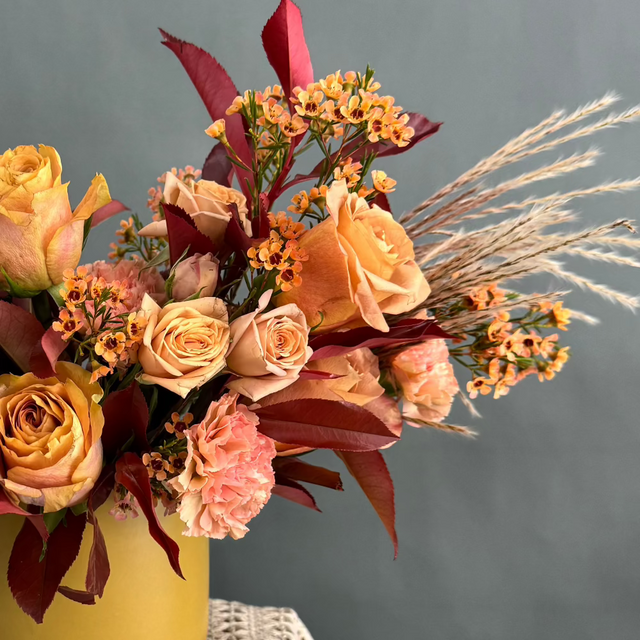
left=101, top=382, right=149, bottom=460
left=8, top=511, right=87, bottom=623
left=337, top=450, right=398, bottom=559
left=163, top=203, right=217, bottom=265
left=254, top=399, right=400, bottom=451
left=309, top=318, right=452, bottom=361
left=115, top=453, right=183, bottom=579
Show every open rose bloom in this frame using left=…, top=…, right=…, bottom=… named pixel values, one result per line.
left=0, top=0, right=635, bottom=625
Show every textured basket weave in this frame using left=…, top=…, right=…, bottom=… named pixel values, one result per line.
left=208, top=600, right=314, bottom=640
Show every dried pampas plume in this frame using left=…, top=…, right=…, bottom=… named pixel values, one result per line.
left=406, top=93, right=640, bottom=330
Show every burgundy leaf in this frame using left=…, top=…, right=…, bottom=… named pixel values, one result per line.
left=224, top=206, right=254, bottom=254
left=337, top=450, right=398, bottom=559
left=115, top=453, right=183, bottom=578
left=160, top=29, right=254, bottom=199
left=101, top=382, right=149, bottom=459
left=90, top=200, right=129, bottom=228
left=273, top=476, right=321, bottom=512
left=30, top=327, right=67, bottom=379
left=371, top=191, right=391, bottom=213
left=163, top=203, right=217, bottom=266
left=254, top=399, right=399, bottom=451
left=57, top=586, right=96, bottom=605
left=8, top=511, right=87, bottom=623
left=284, top=114, right=441, bottom=192
left=274, top=457, right=343, bottom=491
left=202, top=143, right=233, bottom=186
left=0, top=490, right=48, bottom=540
left=352, top=113, right=441, bottom=161
left=309, top=318, right=452, bottom=361
left=262, top=0, right=314, bottom=101
left=85, top=511, right=109, bottom=599
left=88, top=464, right=116, bottom=512
left=298, top=369, right=344, bottom=380
left=0, top=301, right=45, bottom=372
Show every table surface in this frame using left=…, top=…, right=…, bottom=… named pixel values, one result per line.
left=208, top=600, right=314, bottom=640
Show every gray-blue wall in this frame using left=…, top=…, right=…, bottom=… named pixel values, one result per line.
left=3, top=1, right=640, bottom=638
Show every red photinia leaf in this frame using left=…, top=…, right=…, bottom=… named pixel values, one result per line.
left=0, top=301, right=45, bottom=372
left=224, top=205, right=255, bottom=254
left=273, top=476, right=321, bottom=512
left=337, top=450, right=398, bottom=559
left=57, top=586, right=96, bottom=605
left=285, top=114, right=441, bottom=193
left=202, top=143, right=233, bottom=186
left=254, top=399, right=399, bottom=451
left=163, top=203, right=217, bottom=266
left=30, top=327, right=67, bottom=379
left=0, top=489, right=48, bottom=540
left=273, top=457, right=343, bottom=491
left=89, top=465, right=116, bottom=512
left=298, top=369, right=344, bottom=380
left=351, top=113, right=442, bottom=161
left=309, top=318, right=452, bottom=361
left=115, top=453, right=183, bottom=579
left=262, top=0, right=314, bottom=102
left=101, top=382, right=149, bottom=459
left=90, top=200, right=129, bottom=228
left=8, top=511, right=87, bottom=623
left=85, top=510, right=110, bottom=599
left=371, top=192, right=391, bottom=214
left=160, top=29, right=254, bottom=199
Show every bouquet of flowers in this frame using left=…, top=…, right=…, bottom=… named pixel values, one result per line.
left=1, top=0, right=639, bottom=624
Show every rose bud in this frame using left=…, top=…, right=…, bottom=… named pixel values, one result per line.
left=172, top=253, right=219, bottom=301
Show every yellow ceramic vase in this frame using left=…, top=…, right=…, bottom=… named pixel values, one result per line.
left=0, top=505, right=210, bottom=640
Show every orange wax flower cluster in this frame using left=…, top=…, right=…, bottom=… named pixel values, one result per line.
left=465, top=303, right=572, bottom=399
left=52, top=267, right=148, bottom=382
left=247, top=213, right=309, bottom=292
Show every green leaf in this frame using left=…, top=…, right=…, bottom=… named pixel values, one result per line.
left=43, top=509, right=67, bottom=535
left=1, top=268, right=41, bottom=298
left=140, top=245, right=170, bottom=273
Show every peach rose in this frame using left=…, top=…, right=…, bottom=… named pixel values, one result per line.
left=276, top=179, right=429, bottom=332
left=171, top=252, right=219, bottom=301
left=138, top=172, right=251, bottom=246
left=391, top=339, right=459, bottom=425
left=0, top=145, right=111, bottom=294
left=138, top=294, right=230, bottom=398
left=169, top=392, right=276, bottom=539
left=0, top=362, right=104, bottom=513
left=226, top=291, right=312, bottom=402
left=257, top=347, right=402, bottom=442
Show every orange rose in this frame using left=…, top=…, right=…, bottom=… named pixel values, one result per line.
left=276, top=179, right=429, bottom=332
left=0, top=363, right=104, bottom=512
left=256, top=347, right=402, bottom=440
left=226, top=292, right=312, bottom=402
left=138, top=172, right=251, bottom=246
left=138, top=294, right=230, bottom=398
left=0, top=145, right=111, bottom=294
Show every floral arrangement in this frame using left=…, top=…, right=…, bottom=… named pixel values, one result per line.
left=2, top=0, right=640, bottom=624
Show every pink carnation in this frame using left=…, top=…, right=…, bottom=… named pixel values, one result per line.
left=169, top=393, right=276, bottom=540
left=391, top=339, right=459, bottom=426
left=83, top=258, right=166, bottom=313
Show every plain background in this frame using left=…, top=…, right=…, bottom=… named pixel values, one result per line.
left=3, top=1, right=640, bottom=638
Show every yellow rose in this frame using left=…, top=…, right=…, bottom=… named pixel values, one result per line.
left=226, top=291, right=312, bottom=402
left=138, top=294, right=230, bottom=398
left=0, top=145, right=111, bottom=295
left=276, top=180, right=429, bottom=332
left=0, top=362, right=104, bottom=513
left=138, top=172, right=251, bottom=246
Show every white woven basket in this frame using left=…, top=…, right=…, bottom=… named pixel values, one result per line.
left=208, top=600, right=314, bottom=640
